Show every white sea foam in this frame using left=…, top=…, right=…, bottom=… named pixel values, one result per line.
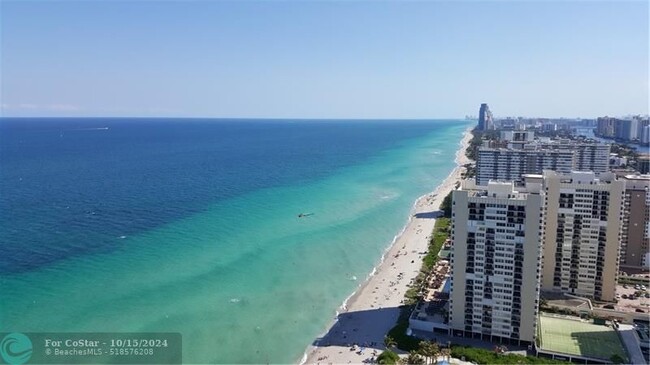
left=304, top=189, right=428, bottom=363
left=299, top=126, right=473, bottom=364
left=299, top=352, right=308, bottom=365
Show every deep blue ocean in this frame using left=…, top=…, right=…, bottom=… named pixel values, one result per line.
left=0, top=118, right=469, bottom=363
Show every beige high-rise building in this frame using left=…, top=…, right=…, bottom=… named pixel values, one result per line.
left=540, top=171, right=625, bottom=302
left=620, top=174, right=650, bottom=268
left=449, top=180, right=544, bottom=345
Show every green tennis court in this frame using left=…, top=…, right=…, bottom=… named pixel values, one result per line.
left=538, top=314, right=627, bottom=361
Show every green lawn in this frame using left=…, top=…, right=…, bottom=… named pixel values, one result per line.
left=538, top=314, right=627, bottom=361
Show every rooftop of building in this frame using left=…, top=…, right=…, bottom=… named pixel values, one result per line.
left=537, top=313, right=628, bottom=362
left=462, top=178, right=544, bottom=195
left=478, top=136, right=610, bottom=153
left=461, top=180, right=530, bottom=200
left=543, top=170, right=619, bottom=185
left=612, top=168, right=639, bottom=177
left=623, top=174, right=650, bottom=181
left=478, top=145, right=576, bottom=153
left=522, top=173, right=543, bottom=179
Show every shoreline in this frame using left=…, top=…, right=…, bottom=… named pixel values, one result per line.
left=301, top=127, right=472, bottom=364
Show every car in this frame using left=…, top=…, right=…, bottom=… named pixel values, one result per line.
left=604, top=304, right=615, bottom=309
left=623, top=284, right=628, bottom=289
left=635, top=284, right=641, bottom=290
left=622, top=294, right=628, bottom=299
left=645, top=293, right=650, bottom=298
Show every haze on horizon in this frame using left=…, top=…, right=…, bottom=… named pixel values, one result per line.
left=1, top=0, right=648, bottom=119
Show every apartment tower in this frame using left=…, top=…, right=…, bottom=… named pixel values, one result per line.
left=476, top=148, right=574, bottom=186
left=620, top=174, right=650, bottom=268
left=538, top=140, right=610, bottom=173
left=449, top=180, right=543, bottom=345
left=476, top=141, right=610, bottom=186
left=540, top=171, right=625, bottom=302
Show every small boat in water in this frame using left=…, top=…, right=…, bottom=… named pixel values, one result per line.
left=297, top=213, right=314, bottom=218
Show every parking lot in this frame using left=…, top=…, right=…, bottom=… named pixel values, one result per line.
left=613, top=284, right=650, bottom=313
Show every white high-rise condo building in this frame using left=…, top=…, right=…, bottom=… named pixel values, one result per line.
left=476, top=141, right=610, bottom=186
left=538, top=140, right=610, bottom=173
left=449, top=180, right=544, bottom=345
left=540, top=171, right=625, bottom=302
left=476, top=148, right=574, bottom=186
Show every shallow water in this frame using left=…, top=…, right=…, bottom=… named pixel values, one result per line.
left=0, top=118, right=470, bottom=363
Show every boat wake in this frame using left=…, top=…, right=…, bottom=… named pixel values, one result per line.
left=70, top=127, right=110, bottom=131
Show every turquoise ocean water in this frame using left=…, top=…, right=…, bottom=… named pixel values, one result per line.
left=1, top=119, right=470, bottom=363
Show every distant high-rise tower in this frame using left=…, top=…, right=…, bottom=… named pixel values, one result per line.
left=478, top=103, right=493, bottom=130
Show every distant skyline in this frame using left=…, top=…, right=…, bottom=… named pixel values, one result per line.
left=1, top=1, right=648, bottom=119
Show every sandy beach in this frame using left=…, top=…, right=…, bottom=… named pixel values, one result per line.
left=302, top=128, right=472, bottom=364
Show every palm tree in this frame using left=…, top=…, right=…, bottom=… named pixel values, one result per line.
left=417, top=341, right=439, bottom=365
left=429, top=342, right=440, bottom=364
left=384, top=335, right=397, bottom=350
left=440, top=347, right=451, bottom=362
left=416, top=341, right=428, bottom=364
left=539, top=297, right=548, bottom=308
left=400, top=351, right=425, bottom=365
left=377, top=350, right=400, bottom=365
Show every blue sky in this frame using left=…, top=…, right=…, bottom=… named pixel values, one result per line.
left=1, top=0, right=647, bottom=118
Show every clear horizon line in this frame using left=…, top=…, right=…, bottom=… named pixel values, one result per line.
left=0, top=116, right=475, bottom=121
left=3, top=112, right=647, bottom=120
left=3, top=115, right=643, bottom=120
